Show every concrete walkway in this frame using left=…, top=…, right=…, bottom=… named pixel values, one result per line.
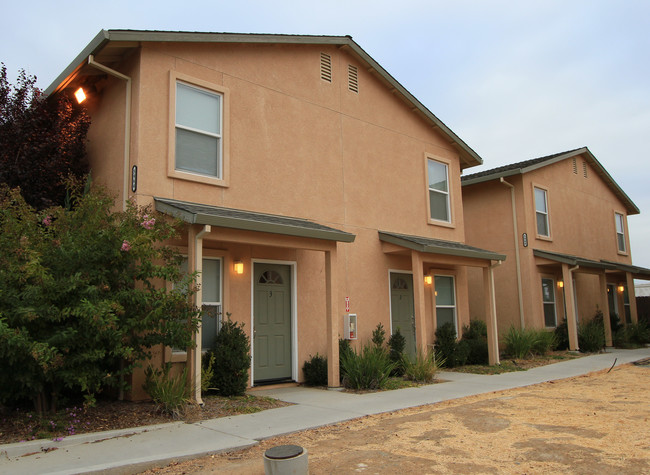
left=1, top=347, right=648, bottom=475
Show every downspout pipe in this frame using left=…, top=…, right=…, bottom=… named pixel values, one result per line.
left=193, top=225, right=211, bottom=406
left=500, top=177, right=525, bottom=329
left=87, top=55, right=131, bottom=211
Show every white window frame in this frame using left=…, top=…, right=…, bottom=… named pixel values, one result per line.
left=434, top=274, right=457, bottom=333
left=173, top=256, right=223, bottom=355
left=541, top=277, right=557, bottom=328
left=615, top=212, right=627, bottom=254
left=168, top=72, right=229, bottom=187
left=534, top=185, right=551, bottom=238
left=426, top=156, right=452, bottom=225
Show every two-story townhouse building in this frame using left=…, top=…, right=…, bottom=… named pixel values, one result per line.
left=46, top=30, right=505, bottom=400
left=462, top=147, right=650, bottom=351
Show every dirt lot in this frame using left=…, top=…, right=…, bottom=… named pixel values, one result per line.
left=144, top=362, right=650, bottom=474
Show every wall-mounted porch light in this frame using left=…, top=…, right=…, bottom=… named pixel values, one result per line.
left=233, top=260, right=244, bottom=275
left=617, top=285, right=625, bottom=293
left=424, top=275, right=432, bottom=285
left=557, top=280, right=564, bottom=288
left=74, top=87, right=87, bottom=104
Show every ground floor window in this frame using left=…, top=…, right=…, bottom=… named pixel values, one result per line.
left=541, top=278, right=557, bottom=327
left=179, top=257, right=223, bottom=350
left=623, top=286, right=631, bottom=324
left=435, top=275, right=456, bottom=331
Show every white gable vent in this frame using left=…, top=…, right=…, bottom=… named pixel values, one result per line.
left=320, top=52, right=332, bottom=82
left=348, top=64, right=359, bottom=93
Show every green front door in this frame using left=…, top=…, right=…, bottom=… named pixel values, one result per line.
left=390, top=272, right=416, bottom=358
left=253, top=263, right=292, bottom=383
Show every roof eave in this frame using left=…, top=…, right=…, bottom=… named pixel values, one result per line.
left=45, top=30, right=484, bottom=168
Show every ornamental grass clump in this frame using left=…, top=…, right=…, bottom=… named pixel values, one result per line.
left=340, top=342, right=394, bottom=391
left=503, top=326, right=538, bottom=359
left=143, top=364, right=191, bottom=418
left=402, top=349, right=444, bottom=384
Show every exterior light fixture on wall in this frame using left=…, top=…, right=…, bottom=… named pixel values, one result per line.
left=618, top=285, right=625, bottom=293
left=424, top=275, right=432, bottom=285
left=557, top=281, right=564, bottom=288
left=233, top=260, right=244, bottom=275
left=74, top=87, right=87, bottom=104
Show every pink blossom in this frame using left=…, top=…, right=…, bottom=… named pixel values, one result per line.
left=42, top=216, right=52, bottom=226
left=140, top=215, right=155, bottom=230
left=121, top=240, right=131, bottom=252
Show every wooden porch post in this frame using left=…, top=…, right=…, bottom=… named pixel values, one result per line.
left=599, top=273, right=612, bottom=347
left=562, top=264, right=579, bottom=351
left=411, top=251, right=428, bottom=353
left=626, top=272, right=639, bottom=324
left=483, top=264, right=500, bottom=365
left=325, top=244, right=340, bottom=388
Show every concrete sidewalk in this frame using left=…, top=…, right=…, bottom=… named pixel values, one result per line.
left=1, top=347, right=648, bottom=475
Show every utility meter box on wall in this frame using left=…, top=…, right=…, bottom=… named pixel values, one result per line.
left=344, top=314, right=357, bottom=340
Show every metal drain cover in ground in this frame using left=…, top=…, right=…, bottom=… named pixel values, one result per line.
left=264, top=445, right=304, bottom=460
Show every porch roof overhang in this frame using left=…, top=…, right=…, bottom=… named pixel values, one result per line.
left=155, top=197, right=355, bottom=243
left=378, top=231, right=506, bottom=262
left=533, top=249, right=615, bottom=271
left=601, top=259, right=650, bottom=280
left=533, top=249, right=650, bottom=279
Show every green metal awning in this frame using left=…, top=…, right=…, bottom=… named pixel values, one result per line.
left=155, top=197, right=355, bottom=243
left=533, top=249, right=615, bottom=270
left=379, top=231, right=506, bottom=261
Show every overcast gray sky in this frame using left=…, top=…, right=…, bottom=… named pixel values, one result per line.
left=2, top=0, right=649, bottom=273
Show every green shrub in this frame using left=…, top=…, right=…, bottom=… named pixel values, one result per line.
left=302, top=353, right=328, bottom=386
left=372, top=323, right=386, bottom=348
left=628, top=321, right=650, bottom=345
left=554, top=320, right=570, bottom=350
left=435, top=323, right=467, bottom=367
left=212, top=316, right=251, bottom=397
left=339, top=338, right=353, bottom=382
left=613, top=321, right=650, bottom=348
left=578, top=312, right=605, bottom=353
left=402, top=349, right=444, bottom=383
left=461, top=320, right=489, bottom=365
left=503, top=326, right=537, bottom=359
left=388, top=328, right=406, bottom=376
left=143, top=364, right=190, bottom=417
left=340, top=342, right=394, bottom=390
left=201, top=352, right=216, bottom=394
left=0, top=183, right=200, bottom=414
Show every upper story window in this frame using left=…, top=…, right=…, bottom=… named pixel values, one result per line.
left=615, top=212, right=626, bottom=253
left=175, top=82, right=223, bottom=179
left=427, top=158, right=450, bottom=223
left=534, top=186, right=550, bottom=238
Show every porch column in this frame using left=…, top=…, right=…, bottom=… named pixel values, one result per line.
left=626, top=272, right=639, bottom=324
left=325, top=244, right=340, bottom=388
left=599, top=273, right=612, bottom=347
left=411, top=251, right=428, bottom=352
left=562, top=263, right=579, bottom=351
left=483, top=264, right=500, bottom=365
left=186, top=226, right=198, bottom=400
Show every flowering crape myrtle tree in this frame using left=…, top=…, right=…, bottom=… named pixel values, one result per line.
left=0, top=64, right=89, bottom=209
left=0, top=181, right=200, bottom=413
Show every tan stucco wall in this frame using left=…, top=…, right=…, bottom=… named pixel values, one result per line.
left=79, top=41, right=483, bottom=395
left=464, top=154, right=636, bottom=338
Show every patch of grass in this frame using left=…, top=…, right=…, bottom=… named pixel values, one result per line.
left=382, top=378, right=420, bottom=391
left=449, top=361, right=526, bottom=375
